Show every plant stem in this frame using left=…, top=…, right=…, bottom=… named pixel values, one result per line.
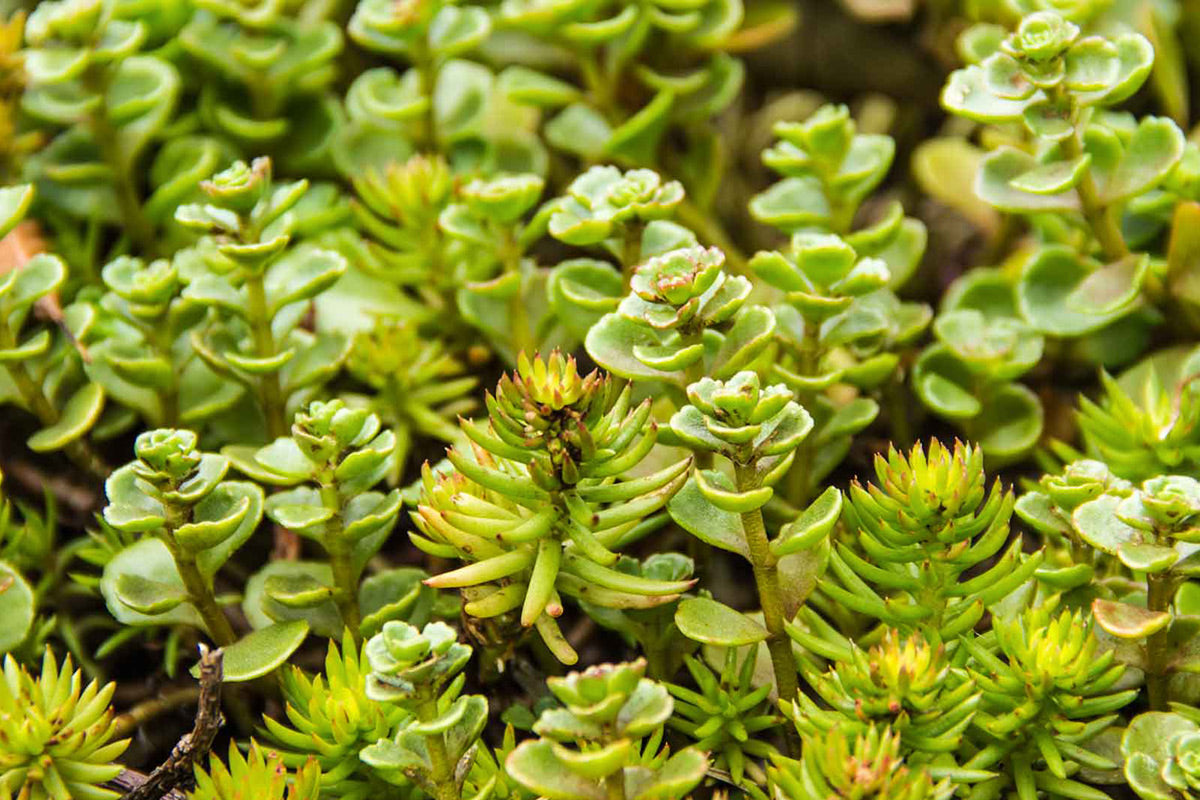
left=321, top=482, right=362, bottom=641
left=83, top=66, right=157, bottom=259
left=418, top=696, right=460, bottom=800
left=1146, top=572, right=1174, bottom=711
left=243, top=272, right=287, bottom=440
left=0, top=332, right=109, bottom=479
left=173, top=548, right=237, bottom=647
left=734, top=462, right=801, bottom=757
left=605, top=773, right=626, bottom=800
left=1062, top=126, right=1128, bottom=263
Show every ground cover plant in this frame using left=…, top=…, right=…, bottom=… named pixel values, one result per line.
left=7, top=0, right=1200, bottom=798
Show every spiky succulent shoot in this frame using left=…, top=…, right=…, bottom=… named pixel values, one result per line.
left=416, top=351, right=694, bottom=664
left=189, top=741, right=321, bottom=800
left=1076, top=370, right=1200, bottom=483
left=767, top=724, right=953, bottom=800
left=262, top=631, right=407, bottom=800
left=247, top=399, right=402, bottom=639
left=667, top=649, right=780, bottom=788
left=101, top=429, right=265, bottom=647
left=345, top=318, right=477, bottom=485
left=960, top=606, right=1136, bottom=800
left=0, top=650, right=129, bottom=800
left=506, top=659, right=710, bottom=800
left=787, top=629, right=979, bottom=769
left=820, top=439, right=1042, bottom=640
left=349, top=154, right=457, bottom=296
left=586, top=245, right=774, bottom=389
left=360, top=621, right=488, bottom=800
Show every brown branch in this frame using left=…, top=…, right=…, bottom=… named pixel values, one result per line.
left=114, top=645, right=225, bottom=800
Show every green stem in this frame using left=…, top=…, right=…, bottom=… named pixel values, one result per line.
left=83, top=65, right=157, bottom=258
left=321, top=482, right=362, bottom=641
left=884, top=376, right=913, bottom=449
left=785, top=327, right=821, bottom=508
left=418, top=696, right=460, bottom=800
left=1062, top=123, right=1128, bottom=263
left=244, top=272, right=287, bottom=440
left=734, top=462, right=801, bottom=758
left=1, top=344, right=109, bottom=479
left=173, top=547, right=237, bottom=647
left=1146, top=572, right=1175, bottom=711
left=605, top=773, right=626, bottom=800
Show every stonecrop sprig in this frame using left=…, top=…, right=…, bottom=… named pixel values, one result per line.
left=0, top=649, right=128, bottom=800
left=8, top=1, right=1200, bottom=799
left=414, top=351, right=694, bottom=664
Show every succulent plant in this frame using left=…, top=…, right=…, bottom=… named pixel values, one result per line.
left=360, top=621, right=488, bottom=800
left=175, top=157, right=349, bottom=441
left=960, top=605, right=1135, bottom=800
left=667, top=648, right=780, bottom=788
left=804, top=439, right=1042, bottom=641
left=414, top=351, right=694, bottom=664
left=586, top=244, right=775, bottom=392
left=1076, top=367, right=1200, bottom=483
left=787, top=629, right=980, bottom=772
left=767, top=724, right=953, bottom=800
left=233, top=399, right=402, bottom=640
left=751, top=104, right=927, bottom=287
left=344, top=318, right=476, bottom=486
left=1123, top=711, right=1200, bottom=800
left=751, top=230, right=930, bottom=500
left=262, top=630, right=408, bottom=800
left=666, top=371, right=835, bottom=738
left=942, top=8, right=1187, bottom=354
left=913, top=306, right=1044, bottom=459
left=0, top=649, right=128, bottom=800
left=1067, top=471, right=1200, bottom=708
left=80, top=252, right=242, bottom=431
left=189, top=741, right=322, bottom=800
left=19, top=0, right=182, bottom=256
left=100, top=429, right=262, bottom=645
left=0, top=190, right=108, bottom=476
left=506, top=659, right=710, bottom=800
left=179, top=0, right=343, bottom=174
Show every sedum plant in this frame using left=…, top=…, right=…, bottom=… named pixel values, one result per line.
left=667, top=648, right=780, bottom=790
left=262, top=630, right=407, bottom=800
left=1123, top=709, right=1200, bottom=800
left=236, top=399, right=403, bottom=641
left=786, top=629, right=980, bottom=777
left=189, top=741, right=322, bottom=800
left=0, top=649, right=128, bottom=800
left=175, top=157, right=348, bottom=441
left=360, top=620, right=488, bottom=800
left=11, top=0, right=1200, bottom=798
left=959, top=605, right=1136, bottom=800
left=666, top=370, right=831, bottom=726
left=792, top=439, right=1041, bottom=646
left=506, top=658, right=710, bottom=800
left=413, top=351, right=694, bottom=664
left=751, top=231, right=930, bottom=500
left=767, top=723, right=953, bottom=800
left=942, top=9, right=1188, bottom=358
